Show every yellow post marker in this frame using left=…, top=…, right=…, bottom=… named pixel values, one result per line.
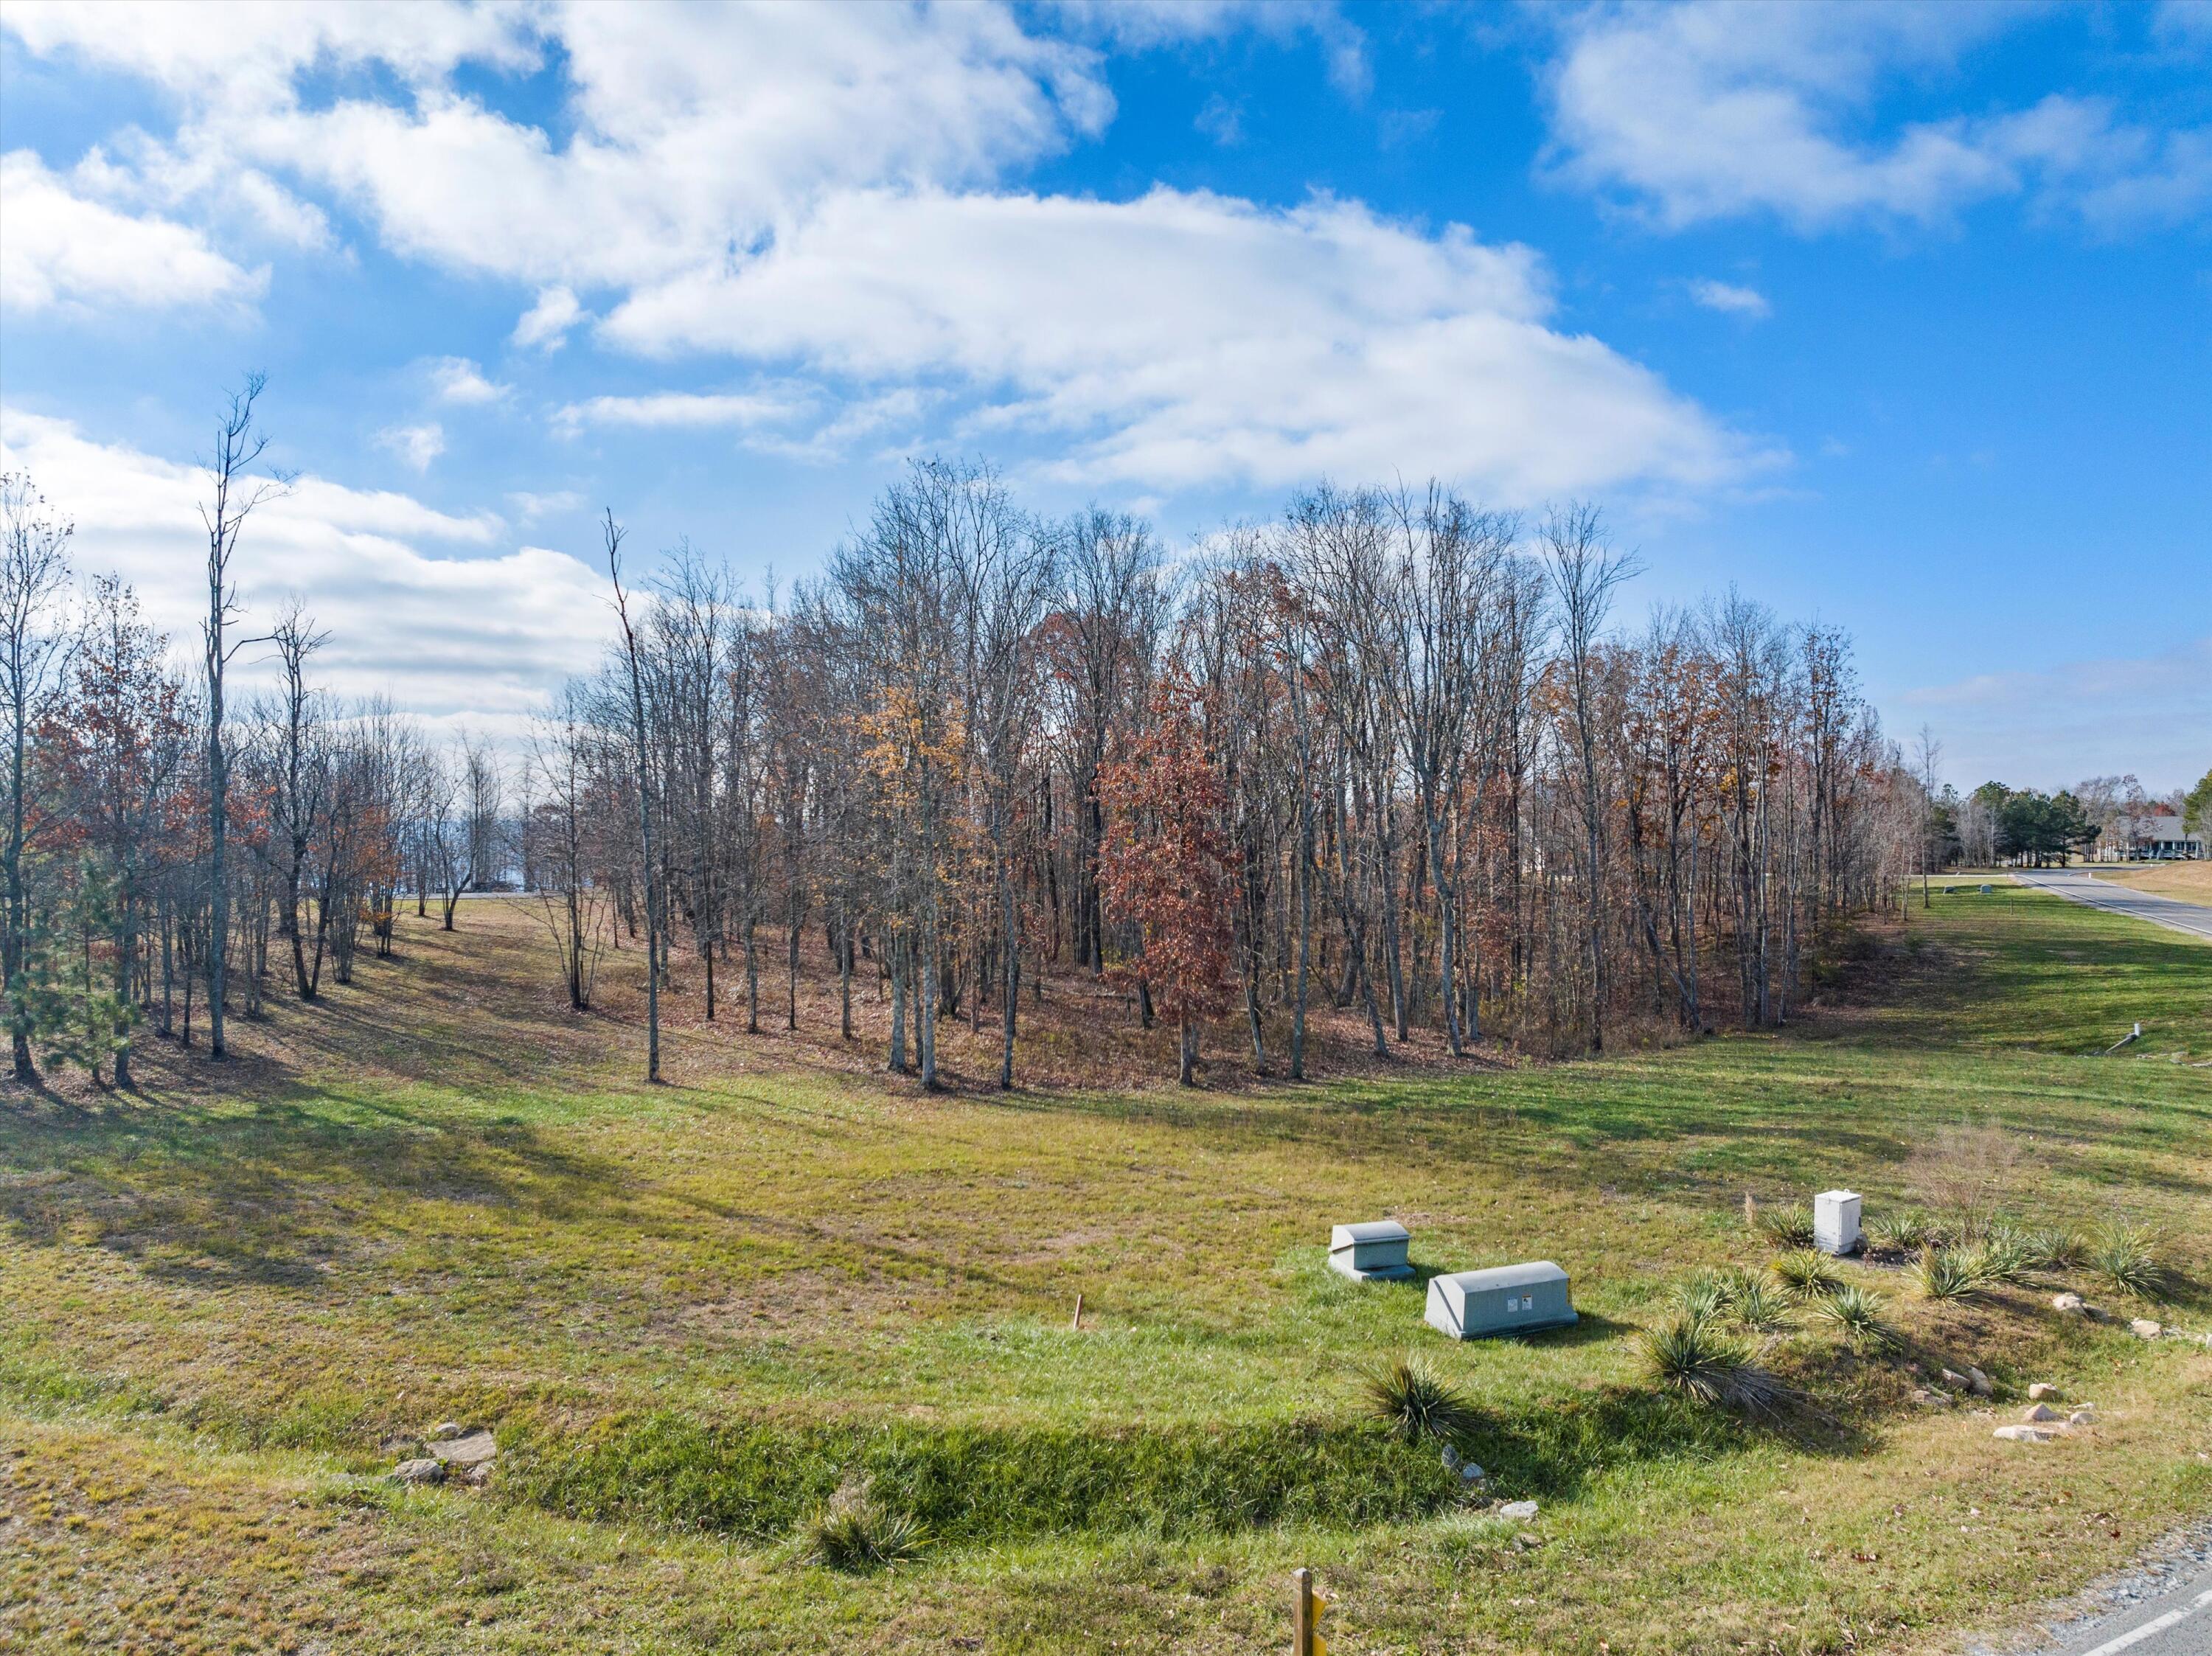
left=1312, top=1582, right=1332, bottom=1656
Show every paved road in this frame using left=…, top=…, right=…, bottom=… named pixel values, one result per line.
left=2008, top=1557, right=2212, bottom=1656
left=2010, top=869, right=2212, bottom=944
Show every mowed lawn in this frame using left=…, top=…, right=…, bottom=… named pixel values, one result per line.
left=1, top=887, right=2208, bottom=1655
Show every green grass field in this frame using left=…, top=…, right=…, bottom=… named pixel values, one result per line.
left=2, top=884, right=2207, bottom=1654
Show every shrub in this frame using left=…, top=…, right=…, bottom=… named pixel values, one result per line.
left=1360, top=1352, right=1481, bottom=1447
left=1910, top=1247, right=1986, bottom=1301
left=2088, top=1220, right=2164, bottom=1299
left=1812, top=1284, right=1897, bottom=1354
left=1728, top=1278, right=1798, bottom=1335
left=1750, top=1200, right=1815, bottom=1250
left=800, top=1478, right=928, bottom=1573
left=1638, top=1315, right=1790, bottom=1416
left=1770, top=1250, right=1844, bottom=1300
left=1865, top=1208, right=1941, bottom=1254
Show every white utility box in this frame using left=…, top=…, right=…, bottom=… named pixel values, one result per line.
left=1328, top=1220, right=1413, bottom=1282
left=1425, top=1261, right=1576, bottom=1338
left=1814, top=1190, right=1863, bottom=1256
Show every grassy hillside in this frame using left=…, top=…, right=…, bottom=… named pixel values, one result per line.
left=2, top=886, right=2207, bottom=1654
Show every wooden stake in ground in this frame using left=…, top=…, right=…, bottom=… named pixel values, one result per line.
left=1292, top=1569, right=1330, bottom=1655
left=1071, top=1293, right=1083, bottom=1329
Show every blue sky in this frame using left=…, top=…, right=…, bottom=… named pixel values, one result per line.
left=1, top=0, right=2206, bottom=789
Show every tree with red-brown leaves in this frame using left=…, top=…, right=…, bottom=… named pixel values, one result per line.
left=1098, top=671, right=1240, bottom=1085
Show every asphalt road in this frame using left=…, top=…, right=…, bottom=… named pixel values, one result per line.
left=2009, top=869, right=2212, bottom=944
left=2010, top=1559, right=2212, bottom=1656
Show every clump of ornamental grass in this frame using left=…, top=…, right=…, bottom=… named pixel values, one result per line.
left=1747, top=1198, right=1815, bottom=1250
left=1359, top=1351, right=1481, bottom=1447
left=1638, top=1314, right=1790, bottom=1416
left=1770, top=1249, right=1844, bottom=1301
left=1812, top=1284, right=1898, bottom=1354
left=1729, top=1278, right=1799, bottom=1336
left=1865, top=1208, right=1942, bottom=1255
left=1910, top=1247, right=1986, bottom=1302
left=2087, top=1220, right=2165, bottom=1300
left=800, top=1478, right=928, bottom=1574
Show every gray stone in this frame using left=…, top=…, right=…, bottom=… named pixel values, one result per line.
left=1965, top=1366, right=1992, bottom=1396
left=1499, top=1500, right=1539, bottom=1520
left=1910, top=1388, right=1953, bottom=1408
left=463, top=1463, right=494, bottom=1488
left=2027, top=1383, right=2061, bottom=1402
left=2051, top=1293, right=2085, bottom=1314
left=429, top=1428, right=496, bottom=1469
left=2023, top=1404, right=2062, bottom=1423
left=1992, top=1425, right=2057, bottom=1443
left=1938, top=1368, right=1969, bottom=1390
left=2129, top=1318, right=2163, bottom=1340
left=392, top=1457, right=445, bottom=1484
left=428, top=1421, right=467, bottom=1442
left=2067, top=1407, right=2098, bottom=1426
left=1461, top=1463, right=1486, bottom=1483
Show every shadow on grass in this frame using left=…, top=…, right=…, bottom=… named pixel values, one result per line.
left=0, top=1088, right=639, bottom=1288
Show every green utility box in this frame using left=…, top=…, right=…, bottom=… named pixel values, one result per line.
left=1425, top=1261, right=1576, bottom=1339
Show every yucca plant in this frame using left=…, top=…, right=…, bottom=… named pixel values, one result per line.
left=1360, top=1351, right=1481, bottom=1446
left=1967, top=1224, right=2039, bottom=1285
left=1910, top=1246, right=1986, bottom=1301
left=801, top=1478, right=928, bottom=1573
left=1673, top=1268, right=1736, bottom=1323
left=1729, top=1277, right=1799, bottom=1335
left=1865, top=1208, right=1941, bottom=1255
left=2087, top=1219, right=2163, bottom=1299
left=1752, top=1201, right=1816, bottom=1250
left=1638, top=1315, right=1790, bottom=1416
left=2023, top=1228, right=2084, bottom=1270
left=1813, top=1284, right=1898, bottom=1354
left=1770, top=1248, right=1844, bottom=1300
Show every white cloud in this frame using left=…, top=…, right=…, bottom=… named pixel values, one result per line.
left=428, top=356, right=508, bottom=404
left=1543, top=3, right=2211, bottom=231
left=0, top=150, right=265, bottom=313
left=552, top=390, right=810, bottom=439
left=507, top=490, right=585, bottom=523
left=376, top=422, right=445, bottom=470
left=0, top=407, right=607, bottom=728
left=603, top=187, right=1759, bottom=500
left=1688, top=278, right=1770, bottom=318
left=2, top=4, right=1757, bottom=501
left=512, top=285, right=585, bottom=352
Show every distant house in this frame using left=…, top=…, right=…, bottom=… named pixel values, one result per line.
left=2096, top=805, right=2207, bottom=861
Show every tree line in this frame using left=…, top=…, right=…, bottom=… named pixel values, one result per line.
left=542, top=461, right=1923, bottom=1086
left=2, top=394, right=1932, bottom=1092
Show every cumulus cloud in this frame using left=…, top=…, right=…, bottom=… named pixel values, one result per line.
left=2, top=3, right=1759, bottom=499
left=1542, top=2, right=2212, bottom=231
left=512, top=285, right=584, bottom=352
left=0, top=407, right=608, bottom=729
left=428, top=356, right=508, bottom=404
left=602, top=187, right=1758, bottom=499
left=7, top=3, right=1110, bottom=291
left=1688, top=279, right=1770, bottom=318
left=375, top=422, right=445, bottom=470
left=0, top=150, right=265, bottom=313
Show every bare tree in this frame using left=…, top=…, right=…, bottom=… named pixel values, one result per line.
left=198, top=375, right=291, bottom=1059
left=0, top=471, right=75, bottom=1080
left=605, top=512, right=661, bottom=1082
